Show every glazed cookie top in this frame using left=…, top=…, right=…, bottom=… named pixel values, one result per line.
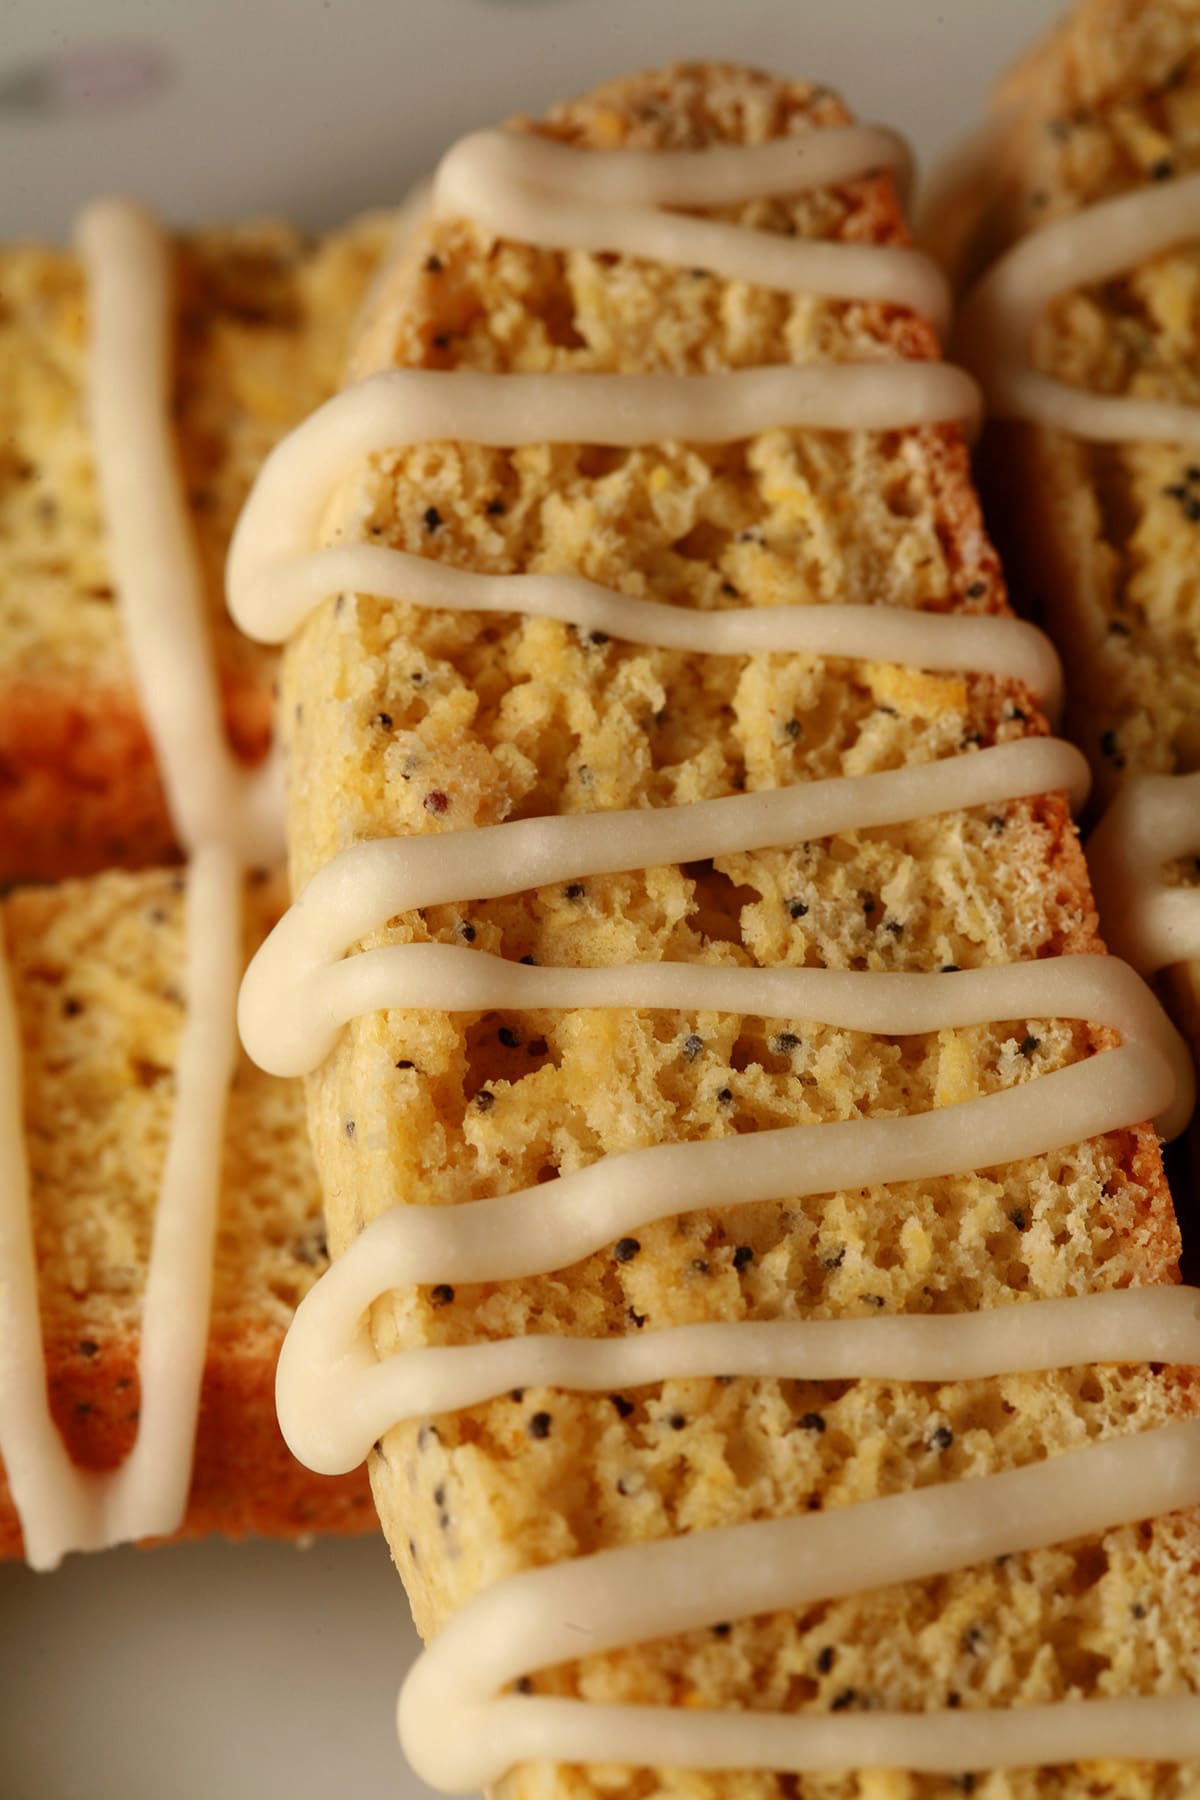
left=230, top=63, right=1196, bottom=1798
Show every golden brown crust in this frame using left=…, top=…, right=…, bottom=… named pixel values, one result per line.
left=0, top=678, right=270, bottom=881
left=0, top=1328, right=374, bottom=1559
left=996, top=0, right=1200, bottom=127
left=0, top=213, right=392, bottom=880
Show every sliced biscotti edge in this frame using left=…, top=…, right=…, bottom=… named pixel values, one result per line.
left=973, top=1, right=1200, bottom=1173
left=0, top=211, right=393, bottom=880
left=0, top=866, right=374, bottom=1557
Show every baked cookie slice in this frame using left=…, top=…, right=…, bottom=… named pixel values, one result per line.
left=234, top=64, right=1200, bottom=1796
left=0, top=865, right=373, bottom=1561
left=956, top=0, right=1200, bottom=1132
left=0, top=198, right=388, bottom=1561
left=0, top=210, right=392, bottom=879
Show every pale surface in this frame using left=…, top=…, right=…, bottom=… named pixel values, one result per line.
left=0, top=1534, right=434, bottom=1799
left=0, top=0, right=1056, bottom=239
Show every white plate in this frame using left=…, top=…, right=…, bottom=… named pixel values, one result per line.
left=0, top=0, right=1059, bottom=1794
left=0, top=1535, right=435, bottom=1799
left=0, top=0, right=1055, bottom=239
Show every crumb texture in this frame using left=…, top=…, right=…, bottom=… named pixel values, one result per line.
left=983, top=0, right=1200, bottom=800
left=0, top=866, right=374, bottom=1554
left=281, top=63, right=1191, bottom=1798
left=0, top=211, right=393, bottom=878
left=975, top=0, right=1200, bottom=1232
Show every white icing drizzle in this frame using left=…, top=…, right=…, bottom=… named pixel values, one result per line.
left=0, top=202, right=265, bottom=1567
left=0, top=929, right=100, bottom=1569
left=411, top=1692, right=1200, bottom=1788
left=1088, top=772, right=1200, bottom=975
left=106, top=843, right=242, bottom=1538
left=282, top=1282, right=1200, bottom=1478
left=401, top=1421, right=1200, bottom=1789
left=0, top=845, right=241, bottom=1568
left=77, top=202, right=281, bottom=858
left=958, top=171, right=1200, bottom=443
left=231, top=531, right=1059, bottom=707
left=228, top=117, right=1197, bottom=1783
left=227, top=361, right=980, bottom=646
left=239, top=736, right=1096, bottom=1080
left=957, top=169, right=1200, bottom=984
left=434, top=125, right=951, bottom=331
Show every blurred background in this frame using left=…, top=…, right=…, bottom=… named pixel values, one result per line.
left=0, top=2, right=1061, bottom=1797
left=1, top=0, right=1054, bottom=239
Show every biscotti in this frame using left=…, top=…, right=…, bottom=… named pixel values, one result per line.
left=0, top=199, right=388, bottom=1562
left=0, top=211, right=391, bottom=880
left=0, top=865, right=373, bottom=1560
left=957, top=0, right=1200, bottom=1184
left=231, top=62, right=1199, bottom=1797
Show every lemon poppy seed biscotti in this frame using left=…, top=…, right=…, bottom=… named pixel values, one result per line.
left=0, top=206, right=391, bottom=1557
left=0, top=865, right=374, bottom=1560
left=235, top=63, right=1200, bottom=1796
left=0, top=210, right=392, bottom=880
left=956, top=0, right=1200, bottom=1116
